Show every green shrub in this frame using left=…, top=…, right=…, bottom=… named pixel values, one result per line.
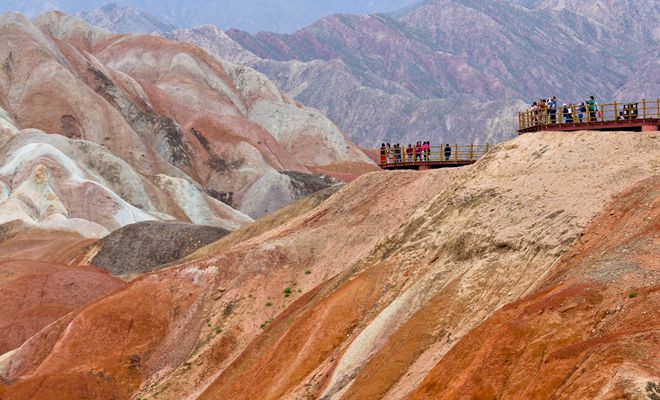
left=266, top=301, right=273, bottom=307
left=628, top=292, right=639, bottom=298
left=284, top=287, right=292, bottom=297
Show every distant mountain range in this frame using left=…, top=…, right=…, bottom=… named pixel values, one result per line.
left=17, top=1, right=660, bottom=146
left=77, top=3, right=176, bottom=33
left=0, top=0, right=419, bottom=33
left=166, top=0, right=659, bottom=146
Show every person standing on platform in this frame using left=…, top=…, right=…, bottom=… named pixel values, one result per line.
left=562, top=103, right=572, bottom=123
left=549, top=96, right=557, bottom=123
left=444, top=144, right=452, bottom=161
left=578, top=102, right=586, bottom=122
left=587, top=96, right=597, bottom=122
left=380, top=143, right=386, bottom=165
left=422, top=141, right=430, bottom=161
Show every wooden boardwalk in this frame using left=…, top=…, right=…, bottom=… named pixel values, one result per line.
left=379, top=144, right=489, bottom=170
left=518, top=99, right=659, bottom=134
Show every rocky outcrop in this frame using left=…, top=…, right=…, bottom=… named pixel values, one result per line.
left=2, top=131, right=658, bottom=399
left=87, top=221, right=230, bottom=275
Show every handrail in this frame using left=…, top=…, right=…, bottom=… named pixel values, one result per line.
left=378, top=144, right=489, bottom=167
left=518, top=99, right=660, bottom=131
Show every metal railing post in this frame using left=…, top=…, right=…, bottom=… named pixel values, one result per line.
left=572, top=104, right=577, bottom=124
left=657, top=98, right=659, bottom=119
left=613, top=101, right=617, bottom=121
left=455, top=144, right=458, bottom=162
left=470, top=143, right=474, bottom=160
left=643, top=99, right=647, bottom=119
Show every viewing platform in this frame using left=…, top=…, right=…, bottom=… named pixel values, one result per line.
left=379, top=144, right=490, bottom=170
left=518, top=99, right=660, bottom=134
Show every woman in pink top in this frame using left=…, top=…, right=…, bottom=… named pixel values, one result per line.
left=422, top=141, right=430, bottom=161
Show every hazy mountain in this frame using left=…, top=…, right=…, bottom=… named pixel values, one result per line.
left=168, top=0, right=658, bottom=146
left=78, top=3, right=176, bottom=33
left=0, top=0, right=420, bottom=32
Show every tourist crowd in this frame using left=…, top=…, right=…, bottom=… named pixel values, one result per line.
left=379, top=142, right=454, bottom=164
left=527, top=96, right=640, bottom=126
left=528, top=96, right=600, bottom=125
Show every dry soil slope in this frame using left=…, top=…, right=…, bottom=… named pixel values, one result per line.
left=1, top=131, right=658, bottom=400
left=0, top=259, right=126, bottom=361
left=196, top=131, right=659, bottom=400
left=1, top=161, right=455, bottom=400
left=409, top=174, right=660, bottom=399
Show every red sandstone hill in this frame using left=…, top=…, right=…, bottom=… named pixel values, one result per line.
left=0, top=11, right=375, bottom=236
left=0, top=131, right=658, bottom=399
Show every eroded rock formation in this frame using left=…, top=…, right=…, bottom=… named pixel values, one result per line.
left=0, top=11, right=374, bottom=234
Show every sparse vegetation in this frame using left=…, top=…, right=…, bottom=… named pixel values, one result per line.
left=215, top=326, right=222, bottom=334
left=266, top=301, right=273, bottom=307
left=304, top=269, right=312, bottom=275
left=629, top=292, right=639, bottom=298
left=260, top=319, right=273, bottom=329
left=647, top=380, right=660, bottom=400
left=284, top=287, right=292, bottom=297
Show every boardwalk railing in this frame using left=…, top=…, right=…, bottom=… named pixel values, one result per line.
left=518, top=99, right=660, bottom=132
left=379, top=144, right=490, bottom=168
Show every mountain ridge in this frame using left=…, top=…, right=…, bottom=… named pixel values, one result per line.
left=0, top=0, right=422, bottom=33
left=166, top=0, right=658, bottom=146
